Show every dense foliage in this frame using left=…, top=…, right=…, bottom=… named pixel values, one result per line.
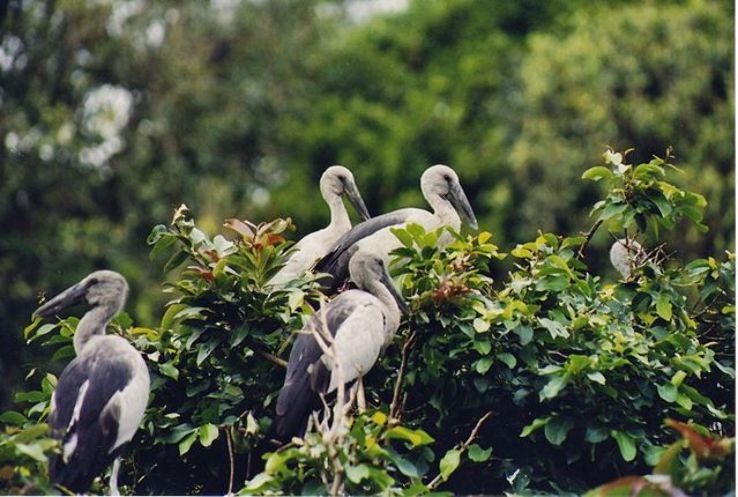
left=2, top=150, right=733, bottom=495
left=1, top=0, right=733, bottom=408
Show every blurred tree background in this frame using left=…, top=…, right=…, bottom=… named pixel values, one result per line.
left=0, top=0, right=733, bottom=406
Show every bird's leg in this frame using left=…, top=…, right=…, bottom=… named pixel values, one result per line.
left=109, top=457, right=121, bottom=496
left=356, top=376, right=366, bottom=413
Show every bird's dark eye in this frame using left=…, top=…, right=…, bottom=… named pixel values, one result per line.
left=443, top=174, right=451, bottom=181
left=88, top=278, right=99, bottom=286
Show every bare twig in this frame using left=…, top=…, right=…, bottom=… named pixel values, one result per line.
left=427, top=411, right=493, bottom=490
left=389, top=331, right=417, bottom=423
left=225, top=426, right=235, bottom=496
left=577, top=219, right=603, bottom=259
left=242, top=337, right=288, bottom=368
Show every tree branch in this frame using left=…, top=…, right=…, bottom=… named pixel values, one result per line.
left=577, top=219, right=603, bottom=260
left=242, top=337, right=288, bottom=368
left=225, top=426, right=235, bottom=496
left=389, top=331, right=417, bottom=423
left=427, top=411, right=493, bottom=490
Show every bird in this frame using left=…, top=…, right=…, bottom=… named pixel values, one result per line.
left=610, top=238, right=645, bottom=279
left=314, top=164, right=478, bottom=292
left=274, top=251, right=409, bottom=440
left=269, top=165, right=371, bottom=287
left=33, top=270, right=150, bottom=495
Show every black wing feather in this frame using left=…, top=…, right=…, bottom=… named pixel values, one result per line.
left=314, top=210, right=412, bottom=292
left=49, top=351, right=133, bottom=493
left=274, top=295, right=361, bottom=440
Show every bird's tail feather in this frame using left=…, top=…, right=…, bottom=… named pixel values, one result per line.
left=274, top=376, right=322, bottom=441
left=50, top=422, right=119, bottom=493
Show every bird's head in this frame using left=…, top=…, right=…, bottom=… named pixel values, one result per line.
left=421, top=165, right=478, bottom=229
left=349, top=251, right=409, bottom=314
left=33, top=270, right=129, bottom=319
left=320, top=165, right=371, bottom=221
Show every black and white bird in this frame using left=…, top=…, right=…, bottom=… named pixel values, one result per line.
left=274, top=251, right=409, bottom=440
left=314, top=164, right=477, bottom=292
left=34, top=270, right=150, bottom=495
left=270, top=165, right=371, bottom=287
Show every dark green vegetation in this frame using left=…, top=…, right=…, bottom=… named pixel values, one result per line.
left=0, top=0, right=734, bottom=494
left=2, top=151, right=735, bottom=495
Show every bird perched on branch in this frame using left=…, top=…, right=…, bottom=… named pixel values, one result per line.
left=274, top=251, right=408, bottom=440
left=270, top=165, right=370, bottom=287
left=33, top=270, right=150, bottom=495
left=610, top=238, right=645, bottom=279
left=314, top=164, right=477, bottom=293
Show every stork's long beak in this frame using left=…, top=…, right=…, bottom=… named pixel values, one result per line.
left=33, top=280, right=88, bottom=319
left=448, top=181, right=478, bottom=230
left=344, top=181, right=371, bottom=221
left=379, top=269, right=410, bottom=315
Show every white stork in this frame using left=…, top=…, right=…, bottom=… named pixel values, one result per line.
left=34, top=270, right=150, bottom=495
left=270, top=165, right=371, bottom=287
left=314, top=164, right=478, bottom=292
left=274, top=251, right=409, bottom=439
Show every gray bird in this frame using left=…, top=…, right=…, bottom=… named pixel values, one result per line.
left=315, top=164, right=477, bottom=291
left=270, top=165, right=371, bottom=287
left=275, top=251, right=409, bottom=440
left=34, top=270, right=150, bottom=495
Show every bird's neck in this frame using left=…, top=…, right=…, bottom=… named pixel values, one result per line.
left=369, top=283, right=401, bottom=343
left=425, top=193, right=461, bottom=231
left=326, top=193, right=351, bottom=232
left=74, top=304, right=116, bottom=354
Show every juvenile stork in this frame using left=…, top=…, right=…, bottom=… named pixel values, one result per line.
left=314, top=164, right=477, bottom=292
left=274, top=251, right=409, bottom=440
left=34, top=270, right=150, bottom=495
left=610, top=238, right=645, bottom=279
left=270, top=165, right=371, bottom=287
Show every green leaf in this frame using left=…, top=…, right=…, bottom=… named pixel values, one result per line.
left=586, top=372, right=607, bottom=385
left=581, top=166, right=613, bottom=181
left=345, top=464, right=371, bottom=484
left=655, top=294, right=672, bottom=321
left=467, top=444, right=492, bottom=462
left=611, top=431, right=637, bottom=461
left=473, top=318, right=490, bottom=333
left=475, top=357, right=493, bottom=374
left=539, top=317, right=569, bottom=339
left=585, top=426, right=609, bottom=444
left=0, top=411, right=28, bottom=426
left=496, top=353, right=516, bottom=369
left=520, top=416, right=551, bottom=437
left=164, top=250, right=189, bottom=273
left=540, top=375, right=568, bottom=400
left=158, top=362, right=179, bottom=381
left=178, top=431, right=198, bottom=455
left=160, top=303, right=187, bottom=330
left=473, top=340, right=491, bottom=355
left=657, top=383, right=678, bottom=403
left=544, top=416, right=574, bottom=446
left=439, top=449, right=461, bottom=481
left=199, top=423, right=219, bottom=447
left=386, top=426, right=435, bottom=446
left=514, top=325, right=533, bottom=345
left=15, top=442, right=48, bottom=462
left=597, top=202, right=628, bottom=222
left=670, top=370, right=687, bottom=386
left=675, top=393, right=693, bottom=410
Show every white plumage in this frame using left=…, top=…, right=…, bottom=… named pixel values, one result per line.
left=270, top=165, right=370, bottom=287
left=315, top=165, right=478, bottom=291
